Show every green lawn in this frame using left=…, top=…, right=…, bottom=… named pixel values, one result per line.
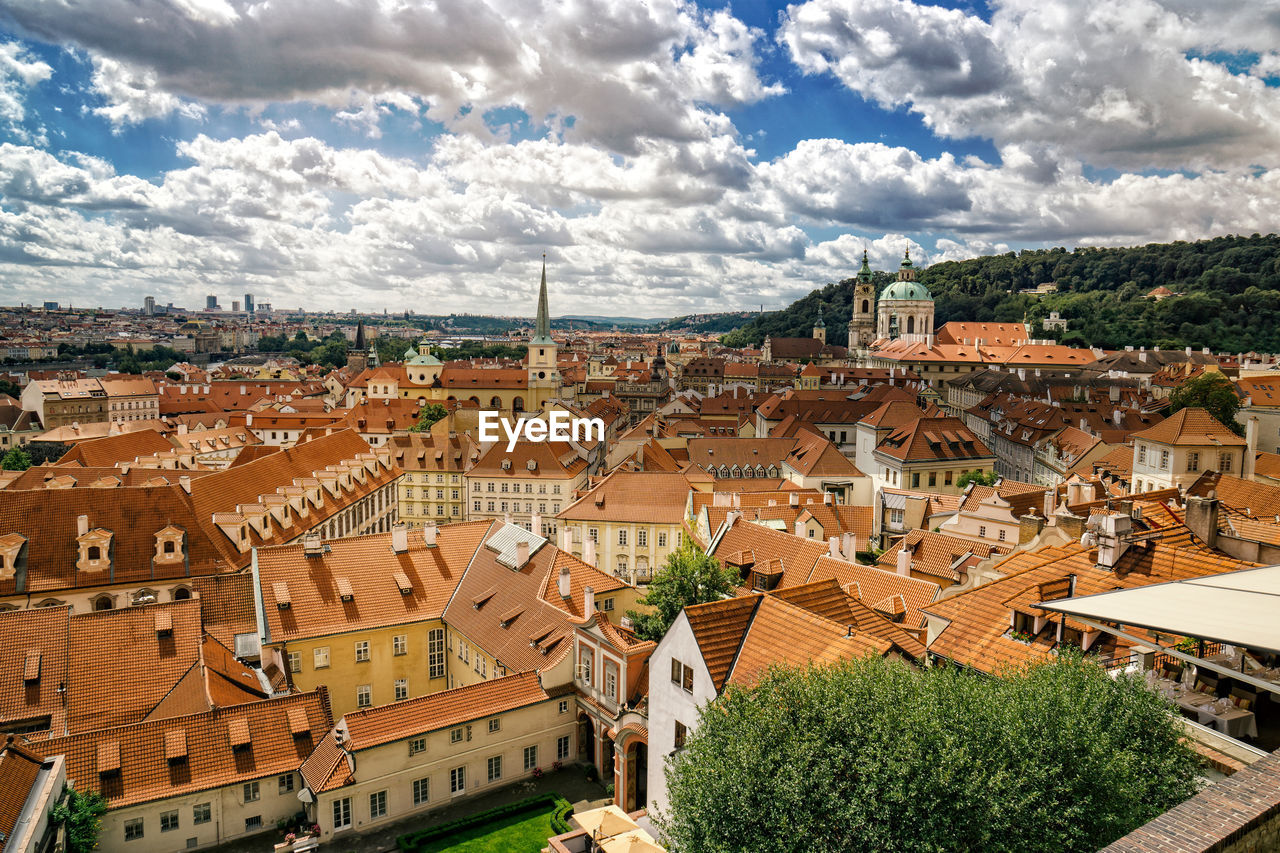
left=410, top=804, right=559, bottom=853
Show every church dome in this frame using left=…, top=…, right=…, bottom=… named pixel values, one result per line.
left=880, top=281, right=933, bottom=302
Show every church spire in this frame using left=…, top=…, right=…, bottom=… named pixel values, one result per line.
left=858, top=249, right=873, bottom=281
left=353, top=319, right=366, bottom=350
left=531, top=254, right=554, bottom=346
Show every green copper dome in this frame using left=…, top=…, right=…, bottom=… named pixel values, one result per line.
left=880, top=281, right=932, bottom=301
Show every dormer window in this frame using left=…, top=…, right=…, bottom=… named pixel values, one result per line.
left=77, top=529, right=113, bottom=573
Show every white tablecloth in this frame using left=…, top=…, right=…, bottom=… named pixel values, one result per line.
left=1196, top=705, right=1258, bottom=739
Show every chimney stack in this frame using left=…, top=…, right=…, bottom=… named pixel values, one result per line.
left=1245, top=416, right=1259, bottom=481
left=896, top=546, right=911, bottom=577
left=789, top=492, right=799, bottom=507
left=583, top=537, right=597, bottom=567
left=583, top=585, right=595, bottom=619
left=515, top=540, right=530, bottom=568
left=391, top=524, right=408, bottom=554
left=558, top=564, right=571, bottom=598
left=423, top=524, right=437, bottom=547
left=828, top=536, right=841, bottom=558
left=77, top=515, right=89, bottom=537
left=531, top=512, right=542, bottom=536
left=794, top=519, right=806, bottom=538
left=823, top=492, right=833, bottom=505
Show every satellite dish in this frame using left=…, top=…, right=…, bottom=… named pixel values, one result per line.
left=1080, top=532, right=1098, bottom=548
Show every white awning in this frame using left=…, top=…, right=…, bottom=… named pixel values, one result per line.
left=1038, top=564, right=1280, bottom=654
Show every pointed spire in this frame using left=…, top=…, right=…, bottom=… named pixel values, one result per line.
left=901, top=248, right=913, bottom=268
left=353, top=320, right=366, bottom=350
left=531, top=253, right=554, bottom=345
left=858, top=248, right=873, bottom=281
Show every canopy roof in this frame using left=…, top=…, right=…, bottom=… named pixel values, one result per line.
left=1038, top=564, right=1280, bottom=654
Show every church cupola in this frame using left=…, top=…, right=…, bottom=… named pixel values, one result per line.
left=812, top=315, right=826, bottom=344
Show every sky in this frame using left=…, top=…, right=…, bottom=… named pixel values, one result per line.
left=2, top=0, right=1280, bottom=319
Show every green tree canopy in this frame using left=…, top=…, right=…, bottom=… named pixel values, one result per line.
left=625, top=544, right=740, bottom=642
left=408, top=403, right=450, bottom=433
left=661, top=654, right=1199, bottom=853
left=1, top=446, right=32, bottom=471
left=957, top=469, right=999, bottom=489
left=52, top=789, right=107, bottom=853
left=1168, top=372, right=1244, bottom=435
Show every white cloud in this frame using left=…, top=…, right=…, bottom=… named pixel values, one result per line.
left=88, top=55, right=207, bottom=127
left=0, top=41, right=52, bottom=143
left=780, top=0, right=1280, bottom=170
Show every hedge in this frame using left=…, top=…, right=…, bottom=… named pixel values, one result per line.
left=396, top=793, right=573, bottom=852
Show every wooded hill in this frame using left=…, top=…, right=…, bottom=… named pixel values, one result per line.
left=722, top=234, right=1280, bottom=353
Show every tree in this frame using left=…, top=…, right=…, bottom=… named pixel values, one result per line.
left=0, top=378, right=20, bottom=398
left=408, top=403, right=449, bottom=433
left=957, top=469, right=998, bottom=489
left=51, top=789, right=107, bottom=853
left=1, top=446, right=31, bottom=471
left=625, top=544, right=740, bottom=642
left=660, top=654, right=1199, bottom=853
left=1168, top=372, right=1244, bottom=435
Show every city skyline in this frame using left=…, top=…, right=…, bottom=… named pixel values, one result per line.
left=2, top=0, right=1280, bottom=316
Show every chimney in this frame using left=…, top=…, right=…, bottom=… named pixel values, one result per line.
left=828, top=536, right=841, bottom=558
left=895, top=546, right=911, bottom=577
left=423, top=524, right=437, bottom=547
left=177, top=423, right=188, bottom=435
left=558, top=564, right=571, bottom=598
left=583, top=585, right=595, bottom=619
left=77, top=515, right=89, bottom=537
left=794, top=520, right=806, bottom=538
left=1244, top=416, right=1259, bottom=481
left=515, top=540, right=530, bottom=568
left=240, top=384, right=247, bottom=395
left=1043, top=488, right=1056, bottom=518
left=1109, top=385, right=1120, bottom=403
left=560, top=529, right=573, bottom=551
left=1018, top=513, right=1045, bottom=545
left=178, top=476, right=192, bottom=493
left=1057, top=511, right=1086, bottom=541
left=789, top=493, right=799, bottom=507
left=583, top=537, right=597, bottom=566
left=391, top=524, right=408, bottom=554
left=1096, top=512, right=1133, bottom=570
left=1185, top=494, right=1220, bottom=549
left=531, top=512, right=542, bottom=536
left=245, top=413, right=253, bottom=426
left=823, top=493, right=833, bottom=505
left=842, top=532, right=855, bottom=560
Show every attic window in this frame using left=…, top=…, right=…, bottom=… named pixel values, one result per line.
left=393, top=571, right=413, bottom=595
left=287, top=707, right=311, bottom=737
left=501, top=459, right=512, bottom=470
left=336, top=577, right=355, bottom=601
left=273, top=582, right=291, bottom=609
left=97, top=741, right=121, bottom=776
left=165, top=729, right=188, bottom=762
left=500, top=606, right=523, bottom=628
left=472, top=586, right=497, bottom=609
left=22, top=650, right=40, bottom=683
left=228, top=718, right=251, bottom=750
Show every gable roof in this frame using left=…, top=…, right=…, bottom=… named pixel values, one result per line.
left=557, top=470, right=691, bottom=524
left=1128, top=407, right=1245, bottom=447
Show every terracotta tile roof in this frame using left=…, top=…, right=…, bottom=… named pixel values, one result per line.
left=1187, top=472, right=1280, bottom=517
left=728, top=595, right=887, bottom=687
left=298, top=730, right=351, bottom=793
left=808, top=557, right=940, bottom=629
left=710, top=518, right=830, bottom=589
left=1129, top=407, right=1245, bottom=447
left=923, top=526, right=1255, bottom=674
left=444, top=523, right=630, bottom=675
left=57, top=429, right=175, bottom=468
left=386, top=432, right=481, bottom=474
left=193, top=573, right=257, bottom=650
left=557, top=471, right=691, bottom=524
left=440, top=367, right=530, bottom=390
left=682, top=596, right=760, bottom=691
left=0, top=607, right=69, bottom=735
left=256, top=521, right=492, bottom=643
left=338, top=671, right=549, bottom=754
left=31, top=690, right=332, bottom=809
left=0, top=735, right=49, bottom=841
left=467, top=440, right=588, bottom=479
left=770, top=578, right=926, bottom=659
left=957, top=481, right=1046, bottom=515
left=874, top=417, right=993, bottom=464
left=877, top=530, right=1012, bottom=584
left=1255, top=451, right=1280, bottom=481
left=935, top=322, right=1030, bottom=347
left=784, top=431, right=865, bottom=478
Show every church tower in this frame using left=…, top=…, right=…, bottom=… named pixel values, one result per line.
left=812, top=315, right=826, bottom=345
left=346, top=320, right=370, bottom=371
left=848, top=250, right=877, bottom=349
left=527, top=256, right=560, bottom=409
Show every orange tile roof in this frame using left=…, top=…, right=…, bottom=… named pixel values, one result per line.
left=728, top=595, right=888, bottom=688
left=0, top=735, right=49, bottom=841
left=808, top=556, right=940, bottom=630
left=877, top=529, right=1011, bottom=584
left=1255, top=451, right=1280, bottom=481
left=339, top=671, right=550, bottom=753
left=32, top=690, right=332, bottom=809
left=1187, top=472, right=1280, bottom=517
left=256, top=521, right=492, bottom=643
left=1129, top=407, right=1245, bottom=447
left=467, top=440, right=588, bottom=479
left=682, top=596, right=760, bottom=691
left=923, top=527, right=1255, bottom=674
left=444, top=523, right=630, bottom=675
left=710, top=518, right=831, bottom=589
left=771, top=578, right=925, bottom=659
left=557, top=471, right=691, bottom=524
left=0, top=608, right=69, bottom=736
left=193, top=573, right=257, bottom=650
left=57, top=429, right=175, bottom=467
left=875, top=416, right=993, bottom=464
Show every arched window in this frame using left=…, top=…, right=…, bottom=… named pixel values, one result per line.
left=861, top=299, right=870, bottom=313
left=490, top=396, right=502, bottom=408
left=172, top=587, right=192, bottom=601
left=468, top=396, right=480, bottom=405
left=93, top=595, right=113, bottom=611
left=907, top=316, right=916, bottom=334
left=512, top=397, right=524, bottom=413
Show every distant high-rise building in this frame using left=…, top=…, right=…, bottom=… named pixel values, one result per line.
left=232, top=300, right=241, bottom=312
left=42, top=301, right=59, bottom=311
left=206, top=294, right=219, bottom=311
left=144, top=296, right=156, bottom=316
left=244, top=293, right=254, bottom=314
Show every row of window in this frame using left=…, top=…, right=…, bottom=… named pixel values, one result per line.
left=121, top=777, right=289, bottom=841
left=403, top=473, right=461, bottom=484
left=475, top=482, right=562, bottom=494
left=1137, top=444, right=1233, bottom=474
left=584, top=527, right=673, bottom=549
left=404, top=488, right=461, bottom=501
left=291, top=630, right=446, bottom=678
left=330, top=738, right=573, bottom=830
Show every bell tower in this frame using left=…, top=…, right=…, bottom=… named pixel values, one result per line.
left=527, top=255, right=560, bottom=408
left=848, top=250, right=876, bottom=349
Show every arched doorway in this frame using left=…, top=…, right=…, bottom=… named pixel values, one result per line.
left=615, top=727, right=649, bottom=811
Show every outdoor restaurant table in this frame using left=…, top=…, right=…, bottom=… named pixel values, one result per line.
left=1196, top=704, right=1259, bottom=739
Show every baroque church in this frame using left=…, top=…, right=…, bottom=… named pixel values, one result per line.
left=848, top=249, right=935, bottom=349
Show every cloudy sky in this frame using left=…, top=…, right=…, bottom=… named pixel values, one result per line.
left=1, top=0, right=1279, bottom=318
